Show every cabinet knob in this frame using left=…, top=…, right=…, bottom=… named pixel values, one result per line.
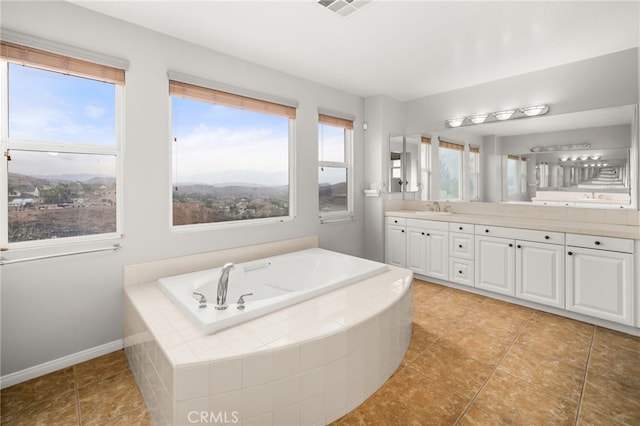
left=427, top=233, right=431, bottom=236
left=394, top=220, right=398, bottom=223
left=595, top=241, right=601, bottom=246
left=421, top=232, right=425, bottom=235
left=517, top=245, right=521, bottom=249
left=459, top=226, right=463, bottom=230
left=485, top=229, right=489, bottom=233
left=458, top=270, right=463, bottom=274
left=401, top=229, right=404, bottom=233
left=508, top=243, right=513, bottom=247
left=458, top=244, right=463, bottom=248
left=544, top=235, right=550, bottom=240
left=568, top=251, right=573, bottom=256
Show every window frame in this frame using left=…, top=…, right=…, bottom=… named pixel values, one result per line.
left=318, top=113, right=354, bottom=220
left=168, top=78, right=297, bottom=231
left=0, top=53, right=124, bottom=249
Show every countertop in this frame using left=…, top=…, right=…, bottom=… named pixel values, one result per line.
left=385, top=209, right=640, bottom=240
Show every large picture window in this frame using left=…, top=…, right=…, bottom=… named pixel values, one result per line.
left=1, top=41, right=124, bottom=246
left=170, top=80, right=295, bottom=226
left=318, top=113, right=353, bottom=216
left=439, top=140, right=464, bottom=200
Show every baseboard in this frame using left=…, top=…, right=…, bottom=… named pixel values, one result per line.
left=0, top=339, right=123, bottom=389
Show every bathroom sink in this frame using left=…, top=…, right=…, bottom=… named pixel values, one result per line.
left=413, top=211, right=453, bottom=216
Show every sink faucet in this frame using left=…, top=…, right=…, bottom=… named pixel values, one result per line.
left=432, top=201, right=440, bottom=212
left=215, top=263, right=235, bottom=310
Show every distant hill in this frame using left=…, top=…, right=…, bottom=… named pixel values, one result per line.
left=8, top=173, right=115, bottom=191
left=175, top=183, right=289, bottom=198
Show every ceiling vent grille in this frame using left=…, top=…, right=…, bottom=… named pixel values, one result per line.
left=318, top=0, right=372, bottom=18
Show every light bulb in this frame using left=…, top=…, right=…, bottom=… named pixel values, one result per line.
left=468, top=114, right=489, bottom=124
left=493, top=110, right=515, bottom=120
left=446, top=117, right=465, bottom=128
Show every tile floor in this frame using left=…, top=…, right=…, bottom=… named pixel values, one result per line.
left=2, top=279, right=640, bottom=425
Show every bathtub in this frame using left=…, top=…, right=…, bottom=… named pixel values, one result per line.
left=157, top=247, right=389, bottom=334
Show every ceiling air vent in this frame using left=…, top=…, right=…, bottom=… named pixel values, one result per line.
left=318, top=0, right=372, bottom=18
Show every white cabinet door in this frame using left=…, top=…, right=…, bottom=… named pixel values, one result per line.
left=515, top=241, right=564, bottom=308
left=385, top=224, right=406, bottom=267
left=425, top=229, right=449, bottom=280
left=406, top=227, right=427, bottom=274
left=475, top=235, right=515, bottom=296
left=566, top=247, right=634, bottom=325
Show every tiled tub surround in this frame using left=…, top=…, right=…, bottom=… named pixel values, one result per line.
left=388, top=200, right=640, bottom=239
left=123, top=238, right=413, bottom=425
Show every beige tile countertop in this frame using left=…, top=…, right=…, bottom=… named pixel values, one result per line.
left=385, top=209, right=640, bottom=240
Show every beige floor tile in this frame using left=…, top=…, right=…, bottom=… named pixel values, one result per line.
left=592, top=326, right=640, bottom=355
left=455, top=307, right=528, bottom=341
left=497, top=343, right=585, bottom=402
left=472, top=370, right=578, bottom=425
left=410, top=342, right=494, bottom=399
left=512, top=325, right=591, bottom=369
left=77, top=371, right=145, bottom=425
left=579, top=371, right=640, bottom=425
left=0, top=390, right=78, bottom=426
left=0, top=367, right=76, bottom=415
left=436, top=323, right=511, bottom=366
left=332, top=397, right=404, bottom=425
left=588, top=343, right=640, bottom=391
left=73, top=350, right=131, bottom=388
left=458, top=403, right=510, bottom=426
left=368, top=366, right=470, bottom=426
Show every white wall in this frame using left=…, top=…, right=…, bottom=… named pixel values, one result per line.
left=405, top=48, right=639, bottom=135
left=0, top=1, right=365, bottom=376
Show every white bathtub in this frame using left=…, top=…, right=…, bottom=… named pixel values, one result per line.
left=157, top=247, right=389, bottom=334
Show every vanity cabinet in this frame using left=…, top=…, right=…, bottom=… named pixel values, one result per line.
left=406, top=219, right=449, bottom=281
left=385, top=217, right=406, bottom=267
left=449, top=222, right=475, bottom=287
left=475, top=226, right=565, bottom=302
left=566, top=234, right=634, bottom=325
left=515, top=240, right=565, bottom=308
left=475, top=234, right=515, bottom=296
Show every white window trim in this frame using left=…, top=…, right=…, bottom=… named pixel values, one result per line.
left=318, top=123, right=354, bottom=221
left=0, top=60, right=124, bottom=249
left=168, top=95, right=297, bottom=232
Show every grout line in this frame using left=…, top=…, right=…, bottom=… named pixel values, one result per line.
left=453, top=308, right=535, bottom=425
left=575, top=326, right=596, bottom=425
left=72, top=365, right=82, bottom=426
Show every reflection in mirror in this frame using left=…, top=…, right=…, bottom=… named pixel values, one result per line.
left=415, top=104, right=637, bottom=209
left=389, top=135, right=404, bottom=193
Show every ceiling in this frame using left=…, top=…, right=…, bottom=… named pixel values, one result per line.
left=70, top=0, right=640, bottom=101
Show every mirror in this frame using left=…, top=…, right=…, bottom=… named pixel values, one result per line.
left=398, top=104, right=637, bottom=209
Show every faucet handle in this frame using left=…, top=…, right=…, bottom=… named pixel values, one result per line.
left=236, top=293, right=253, bottom=310
left=192, top=292, right=207, bottom=309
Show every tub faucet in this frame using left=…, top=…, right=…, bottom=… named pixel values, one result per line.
left=215, top=263, right=235, bottom=310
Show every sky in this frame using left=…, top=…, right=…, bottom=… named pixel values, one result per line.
left=7, top=62, right=346, bottom=186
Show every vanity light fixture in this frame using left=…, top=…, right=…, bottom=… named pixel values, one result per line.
left=520, top=105, right=548, bottom=116
left=445, top=104, right=549, bottom=128
left=560, top=157, right=569, bottom=162
left=446, top=117, right=465, bottom=128
left=468, top=113, right=489, bottom=124
left=580, top=155, right=589, bottom=161
left=590, top=155, right=601, bottom=160
left=493, top=110, right=516, bottom=120
left=570, top=156, right=578, bottom=161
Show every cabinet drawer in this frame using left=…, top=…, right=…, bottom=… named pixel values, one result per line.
left=475, top=225, right=564, bottom=244
left=566, top=234, right=634, bottom=253
left=449, top=258, right=474, bottom=287
left=386, top=217, right=406, bottom=226
left=406, top=218, right=449, bottom=231
left=449, top=222, right=474, bottom=234
left=450, top=232, right=474, bottom=260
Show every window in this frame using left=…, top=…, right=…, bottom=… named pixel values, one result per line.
left=420, top=137, right=432, bottom=200
left=1, top=41, right=124, bottom=246
left=439, top=140, right=463, bottom=200
left=507, top=155, right=519, bottom=194
left=469, top=145, right=480, bottom=200
left=318, top=113, right=353, bottom=216
left=170, top=80, right=296, bottom=226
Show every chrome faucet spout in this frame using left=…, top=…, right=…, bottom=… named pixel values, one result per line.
left=215, top=263, right=235, bottom=310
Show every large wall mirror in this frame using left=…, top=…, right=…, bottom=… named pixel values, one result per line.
left=391, top=104, right=638, bottom=209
